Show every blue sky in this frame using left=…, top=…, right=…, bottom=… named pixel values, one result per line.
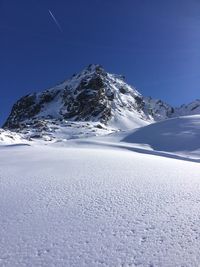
left=1, top=0, right=200, bottom=125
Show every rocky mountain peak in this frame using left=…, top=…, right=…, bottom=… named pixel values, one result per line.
left=3, top=64, right=148, bottom=132
left=4, top=64, right=200, bottom=142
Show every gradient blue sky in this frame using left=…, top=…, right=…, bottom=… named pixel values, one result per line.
left=1, top=0, right=200, bottom=125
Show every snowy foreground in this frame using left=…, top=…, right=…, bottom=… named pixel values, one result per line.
left=1, top=138, right=200, bottom=267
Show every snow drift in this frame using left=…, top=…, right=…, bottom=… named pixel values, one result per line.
left=123, top=115, right=200, bottom=158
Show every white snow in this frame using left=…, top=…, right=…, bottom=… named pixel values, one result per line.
left=0, top=129, right=25, bottom=145
left=0, top=114, right=200, bottom=266
left=123, top=115, right=200, bottom=159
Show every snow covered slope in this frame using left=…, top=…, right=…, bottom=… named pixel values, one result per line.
left=0, top=129, right=25, bottom=145
left=123, top=115, right=200, bottom=159
left=0, top=143, right=200, bottom=267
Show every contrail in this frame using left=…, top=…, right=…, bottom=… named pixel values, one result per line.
left=48, top=10, right=63, bottom=33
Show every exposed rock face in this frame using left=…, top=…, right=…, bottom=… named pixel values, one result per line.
left=4, top=90, right=59, bottom=129
left=60, top=70, right=112, bottom=122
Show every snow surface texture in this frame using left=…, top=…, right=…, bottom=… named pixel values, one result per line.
left=0, top=143, right=200, bottom=267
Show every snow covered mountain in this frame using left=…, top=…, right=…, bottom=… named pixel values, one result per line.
left=174, top=99, right=200, bottom=116
left=3, top=65, right=151, bottom=133
left=2, top=64, right=200, bottom=142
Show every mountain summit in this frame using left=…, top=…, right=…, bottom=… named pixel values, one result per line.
left=4, top=64, right=151, bottom=131
left=3, top=64, right=200, bottom=141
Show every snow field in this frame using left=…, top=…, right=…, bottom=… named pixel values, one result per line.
left=0, top=145, right=200, bottom=266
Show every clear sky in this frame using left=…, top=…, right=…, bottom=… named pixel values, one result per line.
left=1, top=0, right=200, bottom=125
